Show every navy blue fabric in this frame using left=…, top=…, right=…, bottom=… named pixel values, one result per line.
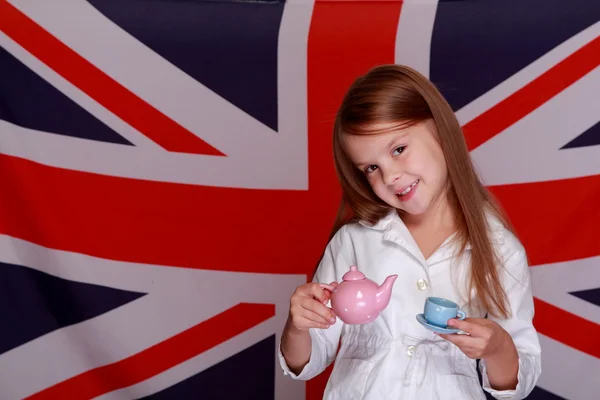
left=0, top=261, right=145, bottom=355
left=139, top=335, right=275, bottom=400
left=431, top=0, right=600, bottom=111
left=88, top=0, right=284, bottom=131
left=562, top=121, right=600, bottom=149
left=570, top=287, right=600, bottom=307
left=0, top=48, right=132, bottom=144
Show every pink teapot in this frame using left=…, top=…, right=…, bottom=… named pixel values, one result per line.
left=320, top=265, right=398, bottom=325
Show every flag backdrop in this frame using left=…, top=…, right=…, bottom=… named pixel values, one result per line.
left=0, top=0, right=598, bottom=399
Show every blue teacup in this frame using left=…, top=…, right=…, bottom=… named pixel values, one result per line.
left=424, top=297, right=466, bottom=328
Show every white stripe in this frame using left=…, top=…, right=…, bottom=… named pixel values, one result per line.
left=0, top=31, right=161, bottom=150
left=0, top=234, right=172, bottom=293
left=95, top=319, right=301, bottom=400
left=0, top=235, right=305, bottom=301
left=0, top=119, right=304, bottom=189
left=0, top=294, right=190, bottom=399
left=0, top=234, right=305, bottom=398
left=5, top=0, right=261, bottom=155
left=4, top=0, right=313, bottom=190
left=456, top=20, right=600, bottom=126
left=394, top=0, right=439, bottom=78
left=537, top=334, right=600, bottom=399
left=276, top=0, right=313, bottom=188
left=531, top=255, right=600, bottom=325
left=471, top=64, right=600, bottom=185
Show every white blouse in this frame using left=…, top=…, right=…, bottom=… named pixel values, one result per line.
left=279, top=211, right=542, bottom=399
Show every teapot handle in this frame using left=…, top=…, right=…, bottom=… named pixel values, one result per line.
left=318, top=283, right=337, bottom=308
left=319, top=283, right=336, bottom=292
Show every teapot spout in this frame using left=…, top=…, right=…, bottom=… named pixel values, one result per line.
left=376, top=274, right=398, bottom=309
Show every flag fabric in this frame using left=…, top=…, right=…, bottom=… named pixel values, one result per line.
left=0, top=0, right=598, bottom=399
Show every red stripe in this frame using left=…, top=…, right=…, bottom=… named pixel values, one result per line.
left=463, top=35, right=600, bottom=151
left=533, top=298, right=600, bottom=359
left=306, top=1, right=402, bottom=399
left=489, top=174, right=600, bottom=267
left=0, top=0, right=223, bottom=156
left=25, top=303, right=274, bottom=399
left=0, top=0, right=401, bottom=280
left=0, top=154, right=317, bottom=274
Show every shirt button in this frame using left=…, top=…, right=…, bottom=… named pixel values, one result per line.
left=406, top=345, right=416, bottom=356
left=416, top=279, right=428, bottom=291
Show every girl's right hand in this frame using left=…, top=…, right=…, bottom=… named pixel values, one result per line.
left=288, top=282, right=338, bottom=331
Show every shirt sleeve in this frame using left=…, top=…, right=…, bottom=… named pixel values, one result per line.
left=479, top=245, right=542, bottom=399
left=278, top=224, right=354, bottom=380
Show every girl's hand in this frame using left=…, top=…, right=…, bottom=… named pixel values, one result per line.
left=439, top=317, right=520, bottom=390
left=287, top=282, right=338, bottom=332
left=438, top=318, right=514, bottom=360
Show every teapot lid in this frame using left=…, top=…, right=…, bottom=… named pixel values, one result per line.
left=342, top=265, right=365, bottom=281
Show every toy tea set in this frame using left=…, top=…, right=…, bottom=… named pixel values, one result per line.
left=320, top=265, right=466, bottom=334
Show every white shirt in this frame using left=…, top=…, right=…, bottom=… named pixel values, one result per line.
left=279, top=211, right=541, bottom=399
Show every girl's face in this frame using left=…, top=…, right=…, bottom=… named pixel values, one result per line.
left=343, top=119, right=449, bottom=220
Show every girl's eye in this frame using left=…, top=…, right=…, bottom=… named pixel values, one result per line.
left=392, top=146, right=406, bottom=156
left=364, top=165, right=378, bottom=174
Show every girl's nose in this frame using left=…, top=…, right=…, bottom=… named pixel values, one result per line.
left=381, top=167, right=401, bottom=186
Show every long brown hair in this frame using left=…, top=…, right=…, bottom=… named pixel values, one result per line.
left=329, top=64, right=513, bottom=319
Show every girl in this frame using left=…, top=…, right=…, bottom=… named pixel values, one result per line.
left=279, top=65, right=541, bottom=399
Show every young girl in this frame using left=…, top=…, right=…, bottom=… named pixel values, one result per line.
left=279, top=65, right=541, bottom=399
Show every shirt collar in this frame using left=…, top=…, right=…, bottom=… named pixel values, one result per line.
left=357, top=209, right=506, bottom=251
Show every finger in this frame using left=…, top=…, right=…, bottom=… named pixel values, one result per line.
left=440, top=341, right=481, bottom=359
left=446, top=318, right=484, bottom=336
left=294, top=283, right=328, bottom=304
left=299, top=308, right=334, bottom=327
left=308, top=283, right=333, bottom=303
left=291, top=314, right=330, bottom=330
left=321, top=282, right=339, bottom=304
left=437, top=333, right=476, bottom=348
left=302, top=299, right=337, bottom=324
left=442, top=337, right=486, bottom=359
left=290, top=302, right=332, bottom=327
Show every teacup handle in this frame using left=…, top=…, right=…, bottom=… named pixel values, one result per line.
left=456, top=310, right=466, bottom=320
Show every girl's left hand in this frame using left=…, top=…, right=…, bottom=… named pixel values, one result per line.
left=438, top=318, right=513, bottom=360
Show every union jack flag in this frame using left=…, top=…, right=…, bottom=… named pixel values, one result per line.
left=0, top=0, right=598, bottom=399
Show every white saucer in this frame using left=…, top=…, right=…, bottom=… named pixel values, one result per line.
left=416, top=313, right=460, bottom=334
